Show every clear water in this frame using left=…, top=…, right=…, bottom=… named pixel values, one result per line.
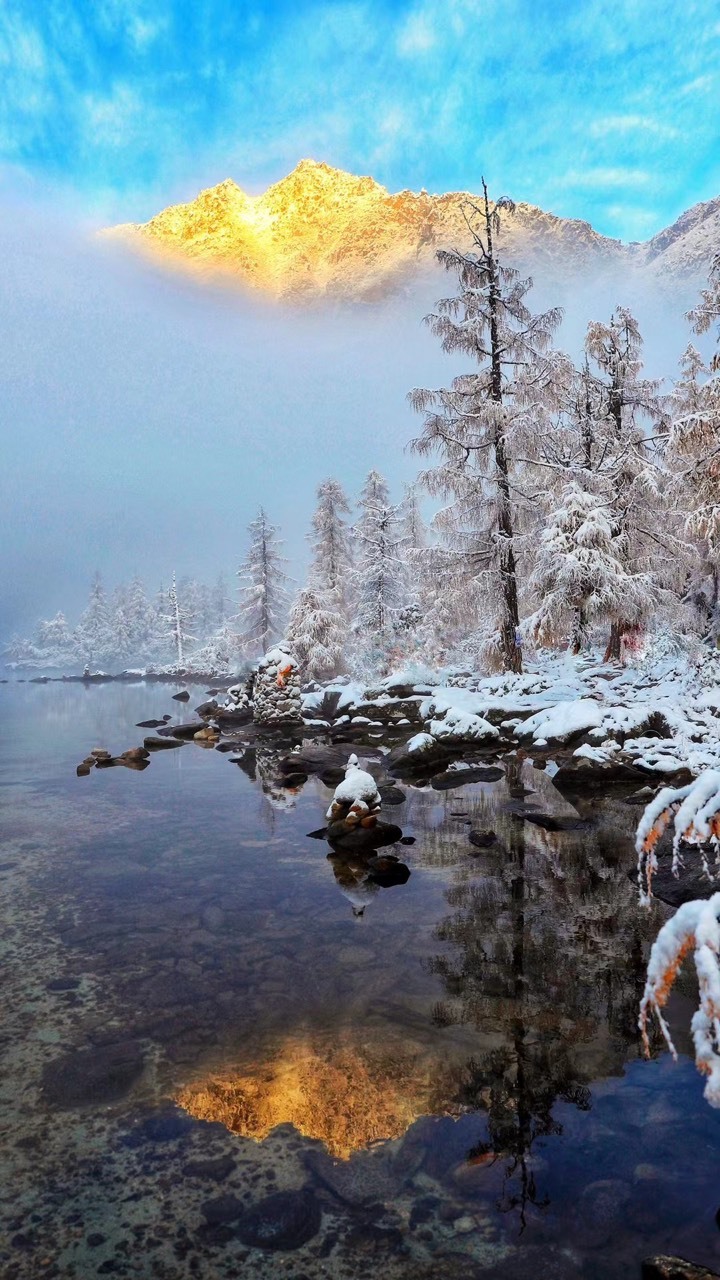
left=1, top=681, right=719, bottom=1279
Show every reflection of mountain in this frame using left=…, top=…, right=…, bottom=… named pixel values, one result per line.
left=106, top=160, right=719, bottom=301
left=175, top=1034, right=434, bottom=1158
left=424, top=760, right=655, bottom=1221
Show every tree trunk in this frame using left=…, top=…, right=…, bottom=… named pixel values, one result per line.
left=603, top=620, right=623, bottom=663
left=570, top=604, right=587, bottom=655
left=484, top=179, right=522, bottom=675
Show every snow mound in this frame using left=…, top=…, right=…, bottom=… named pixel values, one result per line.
left=429, top=706, right=499, bottom=743
left=406, top=732, right=437, bottom=754
left=326, top=753, right=382, bottom=817
left=519, top=699, right=604, bottom=744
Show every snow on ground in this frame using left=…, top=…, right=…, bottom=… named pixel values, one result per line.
left=301, top=648, right=720, bottom=778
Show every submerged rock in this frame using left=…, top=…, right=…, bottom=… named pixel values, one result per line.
left=143, top=735, right=184, bottom=750
left=235, top=1187, right=321, bottom=1250
left=468, top=829, right=498, bottom=849
left=304, top=1147, right=397, bottom=1205
left=183, top=1154, right=237, bottom=1182
left=201, top=1193, right=245, bottom=1225
left=642, top=1259, right=720, bottom=1280
left=42, top=1040, right=144, bottom=1107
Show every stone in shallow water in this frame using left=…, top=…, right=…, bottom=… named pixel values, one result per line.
left=642, top=1260, right=720, bottom=1280
left=431, top=765, right=504, bottom=789
left=143, top=736, right=184, bottom=751
left=182, top=1154, right=236, bottom=1182
left=468, top=829, right=498, bottom=850
left=201, top=1193, right=245, bottom=1225
left=235, top=1187, right=321, bottom=1251
left=124, top=1106, right=195, bottom=1145
left=41, top=1040, right=144, bottom=1107
left=304, top=1148, right=398, bottom=1205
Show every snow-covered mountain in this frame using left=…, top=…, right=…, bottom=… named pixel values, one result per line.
left=106, top=159, right=719, bottom=303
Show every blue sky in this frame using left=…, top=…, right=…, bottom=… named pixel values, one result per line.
left=0, top=0, right=719, bottom=239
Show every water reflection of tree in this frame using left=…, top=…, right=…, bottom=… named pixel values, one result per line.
left=427, top=759, right=648, bottom=1227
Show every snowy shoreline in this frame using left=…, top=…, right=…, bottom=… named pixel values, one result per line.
left=18, top=648, right=720, bottom=784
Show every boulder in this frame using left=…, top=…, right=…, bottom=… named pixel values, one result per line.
left=327, top=820, right=403, bottom=852
left=144, top=736, right=184, bottom=751
left=430, top=764, right=504, bottom=789
left=468, top=830, right=498, bottom=849
left=553, top=756, right=648, bottom=790
left=158, top=721, right=208, bottom=740
left=642, top=1259, right=720, bottom=1280
left=172, top=690, right=190, bottom=701
left=387, top=733, right=449, bottom=776
left=195, top=700, right=220, bottom=718
left=235, top=1188, right=321, bottom=1251
left=42, top=1041, right=144, bottom=1107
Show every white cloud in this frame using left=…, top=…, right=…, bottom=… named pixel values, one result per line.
left=396, top=11, right=437, bottom=57
left=589, top=114, right=678, bottom=140
left=555, top=167, right=654, bottom=192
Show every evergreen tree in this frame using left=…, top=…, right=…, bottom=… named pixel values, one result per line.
left=75, top=572, right=114, bottom=667
left=285, top=585, right=347, bottom=680
left=236, top=509, right=290, bottom=657
left=308, top=478, right=353, bottom=601
left=351, top=470, right=406, bottom=674
left=664, top=259, right=720, bottom=646
left=583, top=307, right=669, bottom=660
left=212, top=573, right=231, bottom=630
left=409, top=180, right=562, bottom=673
left=289, top=477, right=355, bottom=677
left=124, top=575, right=156, bottom=659
left=528, top=481, right=655, bottom=652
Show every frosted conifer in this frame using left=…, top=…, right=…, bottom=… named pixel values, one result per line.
left=409, top=180, right=563, bottom=673
left=236, top=509, right=290, bottom=657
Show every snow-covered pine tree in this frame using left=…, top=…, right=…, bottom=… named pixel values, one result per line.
left=236, top=509, right=290, bottom=657
left=284, top=585, right=347, bottom=680
left=350, top=470, right=406, bottom=675
left=665, top=345, right=720, bottom=643
left=161, top=571, right=196, bottom=668
left=180, top=578, right=213, bottom=639
left=394, top=483, right=429, bottom=654
left=124, top=575, right=157, bottom=661
left=687, top=252, right=720, bottom=350
left=308, top=478, right=353, bottom=601
left=3, top=613, right=76, bottom=669
left=583, top=307, right=669, bottom=660
left=286, top=477, right=354, bottom=678
left=75, top=572, right=114, bottom=668
left=409, top=180, right=562, bottom=673
left=528, top=481, right=655, bottom=653
left=212, top=573, right=231, bottom=631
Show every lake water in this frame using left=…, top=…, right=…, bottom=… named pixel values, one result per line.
left=1, top=680, right=719, bottom=1279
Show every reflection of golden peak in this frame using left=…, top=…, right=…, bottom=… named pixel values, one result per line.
left=175, top=1037, right=433, bottom=1159
left=104, top=159, right=638, bottom=303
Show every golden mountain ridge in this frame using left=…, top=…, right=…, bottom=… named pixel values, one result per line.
left=105, top=159, right=720, bottom=302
